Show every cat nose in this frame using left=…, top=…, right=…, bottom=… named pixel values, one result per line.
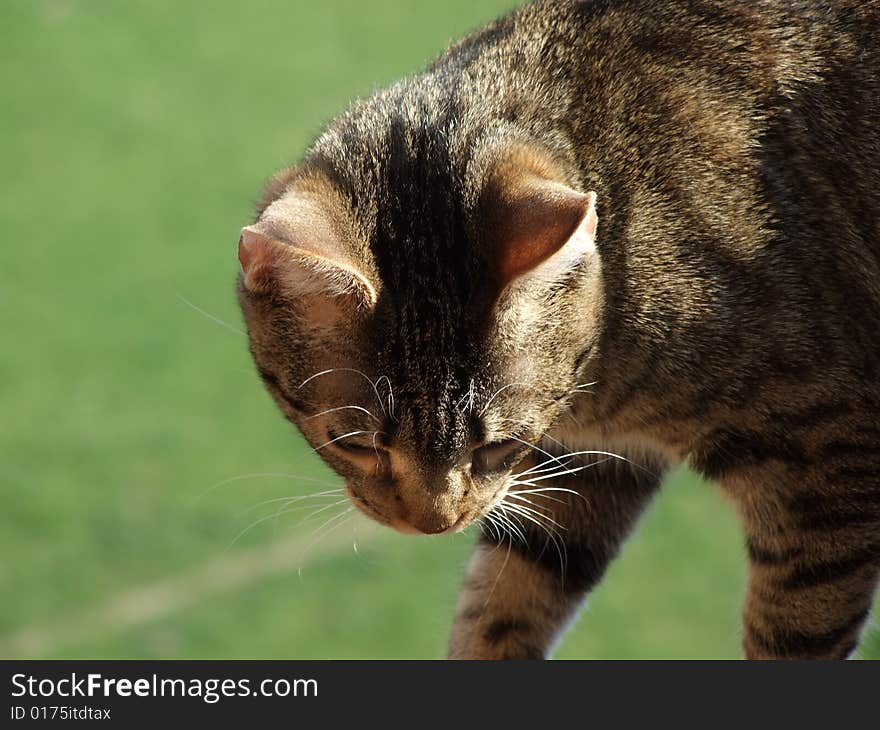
left=419, top=523, right=449, bottom=535
left=401, top=497, right=475, bottom=534
left=401, top=509, right=456, bottom=535
left=409, top=512, right=469, bottom=535
left=394, top=491, right=467, bottom=535
left=381, top=464, right=474, bottom=534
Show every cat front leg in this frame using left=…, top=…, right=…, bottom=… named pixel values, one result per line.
left=742, top=545, right=878, bottom=659
left=447, top=538, right=585, bottom=659
left=694, top=422, right=880, bottom=660
left=737, top=481, right=880, bottom=659
left=447, top=456, right=665, bottom=659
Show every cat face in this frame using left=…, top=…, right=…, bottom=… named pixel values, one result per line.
left=238, top=147, right=602, bottom=535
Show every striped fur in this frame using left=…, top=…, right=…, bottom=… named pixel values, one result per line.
left=238, top=1, right=880, bottom=658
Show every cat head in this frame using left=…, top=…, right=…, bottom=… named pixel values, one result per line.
left=237, top=138, right=602, bottom=535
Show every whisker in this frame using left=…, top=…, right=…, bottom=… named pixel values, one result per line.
left=516, top=449, right=632, bottom=477
left=305, top=405, right=380, bottom=423
left=507, top=486, right=587, bottom=500
left=313, top=430, right=374, bottom=452
left=479, top=382, right=533, bottom=416
left=297, top=508, right=357, bottom=575
left=225, top=514, right=281, bottom=550
left=486, top=511, right=507, bottom=543
left=239, top=489, right=345, bottom=515
left=374, top=375, right=396, bottom=420
left=574, top=380, right=598, bottom=390
left=514, top=458, right=615, bottom=484
left=502, top=499, right=565, bottom=531
left=302, top=505, right=354, bottom=539
left=298, top=368, right=387, bottom=415
left=227, top=493, right=351, bottom=550
left=507, top=490, right=566, bottom=506
left=478, top=514, right=500, bottom=543
left=516, top=453, right=581, bottom=477
left=238, top=501, right=347, bottom=526
left=500, top=507, right=563, bottom=559
left=493, top=506, right=528, bottom=544
left=455, top=378, right=477, bottom=413
left=176, top=293, right=246, bottom=336
left=193, top=472, right=342, bottom=503
left=292, top=498, right=352, bottom=527
left=500, top=501, right=568, bottom=576
left=539, top=432, right=578, bottom=453
left=508, top=436, right=572, bottom=473
left=482, top=537, right=514, bottom=610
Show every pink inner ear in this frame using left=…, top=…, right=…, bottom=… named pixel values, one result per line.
left=237, top=222, right=377, bottom=310
left=237, top=227, right=289, bottom=292
left=491, top=179, right=595, bottom=286
left=238, top=228, right=275, bottom=273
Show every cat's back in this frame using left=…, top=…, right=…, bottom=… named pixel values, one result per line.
left=439, top=0, right=880, bottom=362
left=327, top=0, right=880, bottom=333
left=518, top=1, right=880, bottom=310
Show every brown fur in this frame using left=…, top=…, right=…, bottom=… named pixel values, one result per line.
left=238, top=0, right=880, bottom=658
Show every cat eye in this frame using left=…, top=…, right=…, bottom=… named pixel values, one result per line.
left=335, top=438, right=374, bottom=454
left=471, top=438, right=522, bottom=476
left=325, top=430, right=390, bottom=470
left=336, top=439, right=385, bottom=456
left=329, top=433, right=379, bottom=455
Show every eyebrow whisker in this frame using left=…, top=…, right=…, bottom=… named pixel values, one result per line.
left=298, top=368, right=387, bottom=415
left=313, top=430, right=374, bottom=452
left=479, top=382, right=533, bottom=416
left=305, top=405, right=380, bottom=423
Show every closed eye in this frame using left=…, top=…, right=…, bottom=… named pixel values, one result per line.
left=471, top=438, right=523, bottom=476
left=334, top=437, right=376, bottom=455
left=325, top=430, right=389, bottom=465
left=324, top=429, right=375, bottom=452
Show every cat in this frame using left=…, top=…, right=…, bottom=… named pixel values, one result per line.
left=236, top=0, right=880, bottom=659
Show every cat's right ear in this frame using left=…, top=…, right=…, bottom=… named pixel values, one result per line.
left=237, top=225, right=376, bottom=322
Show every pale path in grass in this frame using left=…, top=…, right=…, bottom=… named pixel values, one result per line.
left=0, top=522, right=383, bottom=658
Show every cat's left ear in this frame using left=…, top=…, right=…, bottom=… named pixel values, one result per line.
left=482, top=171, right=598, bottom=290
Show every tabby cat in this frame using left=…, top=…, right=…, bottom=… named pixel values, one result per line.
left=236, top=0, right=879, bottom=659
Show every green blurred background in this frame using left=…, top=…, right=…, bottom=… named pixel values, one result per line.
left=1, top=0, right=876, bottom=660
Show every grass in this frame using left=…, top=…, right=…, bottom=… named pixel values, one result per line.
left=0, top=0, right=876, bottom=660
